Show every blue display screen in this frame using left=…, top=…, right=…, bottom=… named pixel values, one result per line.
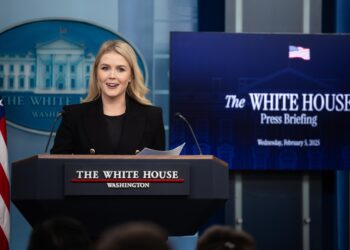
left=170, top=32, right=350, bottom=170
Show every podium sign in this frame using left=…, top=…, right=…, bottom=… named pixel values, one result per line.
left=64, top=163, right=190, bottom=196
left=12, top=154, right=228, bottom=236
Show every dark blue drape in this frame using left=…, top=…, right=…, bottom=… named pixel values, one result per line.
left=336, top=0, right=350, bottom=32
left=335, top=1, right=350, bottom=250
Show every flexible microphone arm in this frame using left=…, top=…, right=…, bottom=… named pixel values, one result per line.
left=44, top=111, right=63, bottom=153
left=175, top=112, right=203, bottom=155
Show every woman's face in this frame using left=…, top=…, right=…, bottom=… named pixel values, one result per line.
left=97, top=51, right=132, bottom=101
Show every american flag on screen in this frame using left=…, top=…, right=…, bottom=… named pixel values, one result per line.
left=0, top=96, right=9, bottom=250
left=289, top=45, right=310, bottom=60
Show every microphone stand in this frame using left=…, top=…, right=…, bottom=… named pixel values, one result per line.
left=44, top=111, right=63, bottom=153
left=175, top=112, right=203, bottom=155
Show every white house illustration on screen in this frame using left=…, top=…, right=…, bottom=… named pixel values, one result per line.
left=0, top=39, right=95, bottom=94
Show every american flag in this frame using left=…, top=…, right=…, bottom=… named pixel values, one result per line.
left=0, top=96, right=9, bottom=250
left=288, top=45, right=310, bottom=60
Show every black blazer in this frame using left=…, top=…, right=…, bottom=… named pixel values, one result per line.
left=50, top=97, right=165, bottom=154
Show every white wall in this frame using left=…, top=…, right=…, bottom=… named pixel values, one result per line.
left=0, top=0, right=119, bottom=32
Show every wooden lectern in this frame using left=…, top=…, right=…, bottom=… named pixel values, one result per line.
left=11, top=154, right=228, bottom=236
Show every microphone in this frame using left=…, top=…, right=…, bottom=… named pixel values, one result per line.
left=44, top=111, right=64, bottom=153
left=175, top=112, right=203, bottom=155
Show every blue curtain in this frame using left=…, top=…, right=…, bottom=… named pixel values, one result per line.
left=336, top=0, right=350, bottom=32
left=335, top=1, right=350, bottom=250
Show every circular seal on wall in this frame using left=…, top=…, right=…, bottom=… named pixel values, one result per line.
left=0, top=19, right=147, bottom=134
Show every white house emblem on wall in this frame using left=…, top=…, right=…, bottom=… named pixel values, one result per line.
left=0, top=20, right=146, bottom=134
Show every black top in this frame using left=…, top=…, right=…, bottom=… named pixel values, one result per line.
left=50, top=96, right=165, bottom=155
left=104, top=113, right=125, bottom=153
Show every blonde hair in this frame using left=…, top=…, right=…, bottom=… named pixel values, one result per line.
left=83, top=40, right=151, bottom=105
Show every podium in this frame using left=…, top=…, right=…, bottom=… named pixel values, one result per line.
left=11, top=154, right=228, bottom=236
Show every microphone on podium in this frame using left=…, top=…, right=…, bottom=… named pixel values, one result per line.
left=44, top=110, right=64, bottom=153
left=175, top=112, right=203, bottom=155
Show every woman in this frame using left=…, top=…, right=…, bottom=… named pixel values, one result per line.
left=51, top=40, right=165, bottom=154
